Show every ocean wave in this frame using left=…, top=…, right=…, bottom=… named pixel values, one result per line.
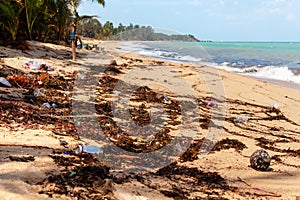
left=246, top=66, right=300, bottom=83
left=119, top=42, right=203, bottom=63
left=218, top=64, right=300, bottom=83
left=119, top=42, right=300, bottom=84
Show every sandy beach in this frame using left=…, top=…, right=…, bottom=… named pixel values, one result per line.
left=0, top=40, right=300, bottom=199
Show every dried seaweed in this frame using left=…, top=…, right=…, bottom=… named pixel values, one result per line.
left=9, top=155, right=35, bottom=162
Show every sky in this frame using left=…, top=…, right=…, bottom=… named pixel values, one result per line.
left=78, top=0, right=300, bottom=41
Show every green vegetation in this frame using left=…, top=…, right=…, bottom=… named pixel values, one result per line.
left=0, top=0, right=198, bottom=47
left=0, top=0, right=105, bottom=46
left=77, top=21, right=200, bottom=42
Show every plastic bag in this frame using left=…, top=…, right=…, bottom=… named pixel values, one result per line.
left=24, top=60, right=52, bottom=71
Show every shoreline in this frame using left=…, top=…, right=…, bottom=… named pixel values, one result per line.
left=0, top=40, right=300, bottom=199
left=117, top=40, right=300, bottom=90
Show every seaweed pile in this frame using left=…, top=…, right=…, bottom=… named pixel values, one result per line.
left=39, top=151, right=114, bottom=199
left=0, top=64, right=76, bottom=134
left=223, top=99, right=300, bottom=168
left=2, top=56, right=300, bottom=199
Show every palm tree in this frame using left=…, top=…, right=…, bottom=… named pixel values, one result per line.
left=68, top=0, right=105, bottom=60
left=23, top=0, right=43, bottom=40
left=102, top=21, right=113, bottom=39
left=0, top=0, right=24, bottom=41
left=67, top=0, right=105, bottom=42
left=68, top=0, right=105, bottom=18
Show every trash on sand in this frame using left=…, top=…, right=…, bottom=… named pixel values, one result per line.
left=205, top=100, right=218, bottom=108
left=250, top=149, right=271, bottom=171
left=175, top=73, right=193, bottom=77
left=234, top=116, right=248, bottom=123
left=74, top=144, right=102, bottom=154
left=77, top=72, right=86, bottom=79
left=69, top=171, right=76, bottom=177
left=175, top=143, right=183, bottom=152
left=0, top=77, right=12, bottom=87
left=270, top=102, right=279, bottom=109
left=33, top=88, right=46, bottom=97
left=52, top=103, right=58, bottom=108
left=41, top=102, right=51, bottom=109
left=163, top=96, right=171, bottom=104
left=24, top=60, right=52, bottom=71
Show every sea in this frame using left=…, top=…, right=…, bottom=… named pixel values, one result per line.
left=119, top=41, right=300, bottom=89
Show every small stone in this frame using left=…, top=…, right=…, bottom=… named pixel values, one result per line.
left=250, top=149, right=271, bottom=171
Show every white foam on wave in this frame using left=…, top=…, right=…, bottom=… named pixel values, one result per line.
left=119, top=41, right=203, bottom=63
left=247, top=66, right=300, bottom=83
left=218, top=63, right=300, bottom=84
left=118, top=42, right=147, bottom=53
left=119, top=42, right=300, bottom=84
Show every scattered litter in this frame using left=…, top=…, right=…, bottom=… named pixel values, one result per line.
left=205, top=100, right=218, bottom=108
left=41, top=102, right=51, bottom=109
left=84, top=145, right=102, bottom=154
left=24, top=60, right=52, bottom=71
left=234, top=116, right=249, bottom=123
left=77, top=72, right=86, bottom=79
left=175, top=143, right=183, bottom=152
left=250, top=149, right=271, bottom=171
left=272, top=102, right=279, bottom=109
left=69, top=171, right=77, bottom=177
left=0, top=77, right=12, bottom=87
left=9, top=155, right=35, bottom=162
left=175, top=73, right=193, bottom=77
left=74, top=144, right=102, bottom=154
left=33, top=88, right=46, bottom=97
left=52, top=103, right=58, bottom=108
left=163, top=96, right=171, bottom=104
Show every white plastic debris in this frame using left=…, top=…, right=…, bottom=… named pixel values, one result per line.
left=24, top=60, right=52, bottom=71
left=163, top=96, right=171, bottom=104
left=272, top=102, right=279, bottom=109
left=234, top=116, right=249, bottom=123
left=0, top=77, right=12, bottom=87
left=41, top=102, right=51, bottom=109
left=51, top=103, right=58, bottom=108
left=77, top=72, right=86, bottom=79
left=205, top=100, right=218, bottom=108
left=74, top=144, right=102, bottom=154
left=175, top=143, right=183, bottom=152
left=33, top=88, right=46, bottom=97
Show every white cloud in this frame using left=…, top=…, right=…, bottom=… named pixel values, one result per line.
left=188, top=0, right=202, bottom=7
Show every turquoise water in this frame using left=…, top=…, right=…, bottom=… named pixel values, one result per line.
left=120, top=41, right=300, bottom=85
left=201, top=42, right=300, bottom=67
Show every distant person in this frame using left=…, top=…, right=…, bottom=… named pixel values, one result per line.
left=69, top=23, right=76, bottom=40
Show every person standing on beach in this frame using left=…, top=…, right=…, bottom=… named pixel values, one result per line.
left=69, top=23, right=77, bottom=60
